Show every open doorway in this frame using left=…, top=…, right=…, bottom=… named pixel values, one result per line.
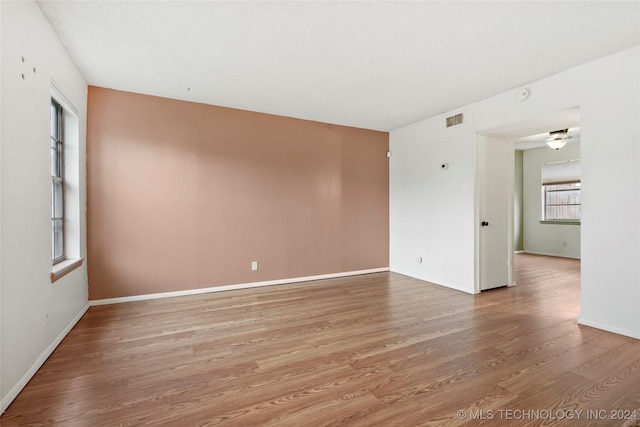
left=477, top=107, right=581, bottom=293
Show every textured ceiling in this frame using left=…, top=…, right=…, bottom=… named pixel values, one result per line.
left=37, top=1, right=640, bottom=131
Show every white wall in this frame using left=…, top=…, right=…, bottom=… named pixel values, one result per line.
left=523, top=143, right=581, bottom=259
left=390, top=117, right=477, bottom=293
left=390, top=45, right=640, bottom=338
left=1, top=1, right=88, bottom=412
left=514, top=150, right=524, bottom=252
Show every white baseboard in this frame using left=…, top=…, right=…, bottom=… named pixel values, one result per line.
left=514, top=250, right=524, bottom=254
left=1, top=302, right=90, bottom=414
left=387, top=267, right=476, bottom=295
left=577, top=317, right=640, bottom=340
left=90, top=267, right=390, bottom=306
left=522, top=250, right=580, bottom=260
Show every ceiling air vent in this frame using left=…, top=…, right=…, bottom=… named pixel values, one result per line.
left=445, top=113, right=464, bottom=128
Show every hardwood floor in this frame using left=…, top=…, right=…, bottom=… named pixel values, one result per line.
left=2, top=254, right=639, bottom=426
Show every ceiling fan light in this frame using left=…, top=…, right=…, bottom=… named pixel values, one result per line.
left=546, top=139, right=567, bottom=150
left=545, top=129, right=570, bottom=150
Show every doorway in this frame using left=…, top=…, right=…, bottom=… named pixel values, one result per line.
left=476, top=107, right=581, bottom=294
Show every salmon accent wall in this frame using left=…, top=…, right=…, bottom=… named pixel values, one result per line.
left=87, top=87, right=389, bottom=300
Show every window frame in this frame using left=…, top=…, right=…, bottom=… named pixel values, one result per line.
left=51, top=98, right=65, bottom=264
left=541, top=182, right=581, bottom=223
left=50, top=83, right=85, bottom=282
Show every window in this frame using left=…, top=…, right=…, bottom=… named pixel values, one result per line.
left=541, top=160, right=581, bottom=222
left=51, top=99, right=65, bottom=262
left=544, top=183, right=581, bottom=220
left=50, top=84, right=84, bottom=282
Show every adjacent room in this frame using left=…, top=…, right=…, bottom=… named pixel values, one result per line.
left=1, top=1, right=639, bottom=425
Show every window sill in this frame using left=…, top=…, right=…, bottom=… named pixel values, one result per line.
left=51, top=258, right=84, bottom=283
left=540, top=220, right=581, bottom=226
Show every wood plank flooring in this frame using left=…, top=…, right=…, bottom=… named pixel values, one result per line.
left=2, top=254, right=640, bottom=426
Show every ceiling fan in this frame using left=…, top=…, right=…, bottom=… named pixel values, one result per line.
left=546, top=129, right=571, bottom=150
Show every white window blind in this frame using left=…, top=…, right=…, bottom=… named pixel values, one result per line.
left=542, top=159, right=581, bottom=185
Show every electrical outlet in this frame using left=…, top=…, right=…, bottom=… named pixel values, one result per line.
left=251, top=261, right=258, bottom=271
